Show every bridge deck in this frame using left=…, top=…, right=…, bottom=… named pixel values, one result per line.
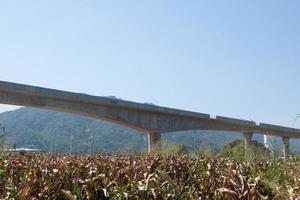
left=0, top=80, right=299, bottom=138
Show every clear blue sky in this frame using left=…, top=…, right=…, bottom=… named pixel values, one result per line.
left=0, top=1, right=299, bottom=128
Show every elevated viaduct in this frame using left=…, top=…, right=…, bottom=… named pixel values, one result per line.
left=0, top=81, right=299, bottom=159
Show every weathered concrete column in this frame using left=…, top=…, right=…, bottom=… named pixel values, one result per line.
left=147, top=132, right=161, bottom=153
left=243, top=132, right=253, bottom=160
left=282, top=137, right=290, bottom=161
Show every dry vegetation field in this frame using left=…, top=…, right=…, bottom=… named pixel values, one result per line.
left=0, top=153, right=299, bottom=199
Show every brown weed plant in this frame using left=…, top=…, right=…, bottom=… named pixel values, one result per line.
left=0, top=154, right=299, bottom=199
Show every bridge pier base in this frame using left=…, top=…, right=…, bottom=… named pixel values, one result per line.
left=148, top=132, right=161, bottom=153
left=282, top=137, right=290, bottom=161
left=243, top=132, right=253, bottom=161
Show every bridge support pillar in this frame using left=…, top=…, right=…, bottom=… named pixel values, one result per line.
left=148, top=132, right=161, bottom=153
left=243, top=132, right=253, bottom=160
left=282, top=137, right=290, bottom=161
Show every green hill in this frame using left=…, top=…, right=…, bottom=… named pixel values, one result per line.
left=0, top=107, right=298, bottom=153
left=1, top=107, right=145, bottom=153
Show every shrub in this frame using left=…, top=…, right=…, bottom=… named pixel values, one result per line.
left=219, top=139, right=270, bottom=160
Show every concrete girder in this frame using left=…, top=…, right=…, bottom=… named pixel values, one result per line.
left=0, top=80, right=300, bottom=154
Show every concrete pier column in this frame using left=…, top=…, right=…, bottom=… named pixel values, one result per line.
left=243, top=132, right=253, bottom=160
left=282, top=137, right=290, bottom=161
left=147, top=132, right=161, bottom=153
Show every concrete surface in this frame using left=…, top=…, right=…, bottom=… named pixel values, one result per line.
left=0, top=80, right=299, bottom=153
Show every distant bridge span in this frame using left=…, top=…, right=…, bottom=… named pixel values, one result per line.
left=0, top=81, right=298, bottom=157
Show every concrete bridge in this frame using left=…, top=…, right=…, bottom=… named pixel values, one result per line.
left=0, top=80, right=299, bottom=159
